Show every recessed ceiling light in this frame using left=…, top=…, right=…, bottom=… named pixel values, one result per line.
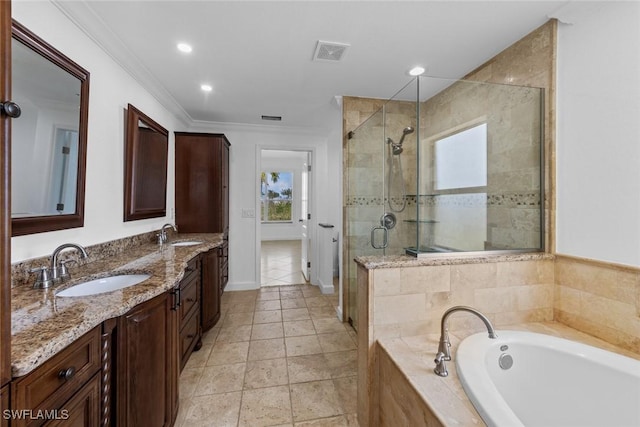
left=177, top=43, right=193, bottom=53
left=408, top=66, right=426, bottom=76
left=200, top=84, right=213, bottom=92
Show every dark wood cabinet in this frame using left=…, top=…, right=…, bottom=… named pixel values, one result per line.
left=116, top=292, right=178, bottom=427
left=11, top=327, right=102, bottom=427
left=174, top=132, right=230, bottom=236
left=201, top=249, right=222, bottom=332
left=178, top=257, right=202, bottom=371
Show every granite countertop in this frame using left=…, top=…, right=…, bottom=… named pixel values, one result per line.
left=355, top=252, right=554, bottom=269
left=377, top=322, right=640, bottom=426
left=11, top=233, right=224, bottom=377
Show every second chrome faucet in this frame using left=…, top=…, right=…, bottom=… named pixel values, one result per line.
left=158, top=223, right=178, bottom=245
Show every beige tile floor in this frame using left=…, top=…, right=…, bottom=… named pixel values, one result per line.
left=261, top=240, right=308, bottom=286
left=176, top=284, right=358, bottom=426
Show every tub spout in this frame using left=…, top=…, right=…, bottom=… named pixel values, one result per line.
left=434, top=306, right=497, bottom=377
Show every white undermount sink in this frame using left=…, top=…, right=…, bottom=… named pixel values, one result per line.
left=171, top=241, right=203, bottom=247
left=56, top=274, right=151, bottom=297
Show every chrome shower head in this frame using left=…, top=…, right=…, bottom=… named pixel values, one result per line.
left=398, top=126, right=415, bottom=146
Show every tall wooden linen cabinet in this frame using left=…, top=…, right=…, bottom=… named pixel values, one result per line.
left=175, top=132, right=229, bottom=331
left=0, top=1, right=13, bottom=421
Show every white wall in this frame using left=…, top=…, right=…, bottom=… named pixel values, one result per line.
left=189, top=121, right=342, bottom=291
left=556, top=2, right=640, bottom=267
left=11, top=1, right=185, bottom=262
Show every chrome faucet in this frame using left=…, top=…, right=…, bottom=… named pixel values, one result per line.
left=51, top=243, right=88, bottom=282
left=159, top=223, right=178, bottom=244
left=434, top=306, right=497, bottom=377
left=31, top=243, right=89, bottom=288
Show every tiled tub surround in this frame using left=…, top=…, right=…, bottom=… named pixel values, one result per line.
left=356, top=253, right=640, bottom=426
left=10, top=232, right=224, bottom=377
left=356, top=253, right=555, bottom=426
left=375, top=322, right=640, bottom=427
left=554, top=255, right=640, bottom=354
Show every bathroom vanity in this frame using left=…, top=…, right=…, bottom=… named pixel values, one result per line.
left=9, top=233, right=225, bottom=426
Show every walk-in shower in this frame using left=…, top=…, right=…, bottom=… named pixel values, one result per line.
left=343, top=76, right=545, bottom=329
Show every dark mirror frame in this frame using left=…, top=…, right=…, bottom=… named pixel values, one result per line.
left=124, top=103, right=168, bottom=222
left=11, top=20, right=90, bottom=236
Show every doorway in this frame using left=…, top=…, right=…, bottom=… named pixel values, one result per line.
left=260, top=240, right=307, bottom=286
left=258, top=149, right=313, bottom=287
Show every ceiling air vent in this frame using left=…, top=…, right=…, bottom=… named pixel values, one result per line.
left=313, top=40, right=350, bottom=62
left=261, top=115, right=282, bottom=121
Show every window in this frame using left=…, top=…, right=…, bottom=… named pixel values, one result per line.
left=434, top=123, right=487, bottom=190
left=261, top=171, right=293, bottom=222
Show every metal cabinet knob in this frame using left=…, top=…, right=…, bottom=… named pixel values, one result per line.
left=1, top=101, right=21, bottom=118
left=58, top=366, right=76, bottom=380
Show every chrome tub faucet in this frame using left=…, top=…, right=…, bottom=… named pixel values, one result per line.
left=434, top=306, right=497, bottom=377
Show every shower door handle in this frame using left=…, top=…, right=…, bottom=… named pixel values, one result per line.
left=371, top=226, right=389, bottom=249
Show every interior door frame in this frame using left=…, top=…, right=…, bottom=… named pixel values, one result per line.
left=255, top=145, right=316, bottom=288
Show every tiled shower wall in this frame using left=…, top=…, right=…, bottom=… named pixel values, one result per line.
left=420, top=83, right=543, bottom=251
left=463, top=20, right=557, bottom=252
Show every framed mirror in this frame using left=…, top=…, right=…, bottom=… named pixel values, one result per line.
left=124, top=104, right=168, bottom=221
left=11, top=20, right=89, bottom=236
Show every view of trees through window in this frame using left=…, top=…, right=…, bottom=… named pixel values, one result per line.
left=261, top=171, right=293, bottom=222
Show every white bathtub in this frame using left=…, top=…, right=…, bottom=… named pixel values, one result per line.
left=456, top=330, right=640, bottom=427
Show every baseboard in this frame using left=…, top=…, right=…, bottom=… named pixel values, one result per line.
left=317, top=279, right=335, bottom=295
left=224, top=281, right=260, bottom=292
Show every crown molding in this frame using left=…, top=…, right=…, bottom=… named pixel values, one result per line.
left=52, top=0, right=192, bottom=127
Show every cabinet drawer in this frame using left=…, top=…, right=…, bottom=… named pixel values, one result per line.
left=12, top=327, right=101, bottom=425
left=179, top=274, right=199, bottom=322
left=182, top=257, right=200, bottom=283
left=179, top=311, right=200, bottom=371
left=45, top=373, right=100, bottom=427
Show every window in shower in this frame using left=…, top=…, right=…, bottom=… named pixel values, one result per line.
left=434, top=122, right=487, bottom=191
left=261, top=171, right=293, bottom=222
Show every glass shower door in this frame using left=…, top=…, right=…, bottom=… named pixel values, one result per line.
left=344, top=108, right=387, bottom=330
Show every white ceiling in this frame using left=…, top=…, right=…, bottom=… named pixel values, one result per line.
left=56, top=0, right=570, bottom=133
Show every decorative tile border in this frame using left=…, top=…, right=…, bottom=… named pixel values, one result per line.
left=346, top=192, right=540, bottom=208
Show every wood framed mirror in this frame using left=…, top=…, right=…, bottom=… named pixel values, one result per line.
left=11, top=20, right=90, bottom=236
left=124, top=104, right=168, bottom=222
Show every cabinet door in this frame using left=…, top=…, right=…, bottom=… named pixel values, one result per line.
left=117, top=293, right=177, bottom=427
left=1, top=385, right=8, bottom=427
left=201, top=249, right=221, bottom=332
left=174, top=132, right=230, bottom=234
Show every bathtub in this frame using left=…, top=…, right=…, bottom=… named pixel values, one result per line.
left=456, top=330, right=640, bottom=427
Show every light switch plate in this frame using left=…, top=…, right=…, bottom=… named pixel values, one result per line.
left=242, top=209, right=255, bottom=218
